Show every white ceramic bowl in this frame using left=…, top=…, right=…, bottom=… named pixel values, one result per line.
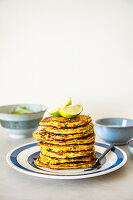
left=0, top=104, right=47, bottom=138
left=128, top=140, right=133, bottom=157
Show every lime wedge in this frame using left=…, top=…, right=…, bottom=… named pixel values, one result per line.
left=48, top=97, right=72, bottom=117
left=13, top=106, right=33, bottom=114
left=58, top=104, right=83, bottom=118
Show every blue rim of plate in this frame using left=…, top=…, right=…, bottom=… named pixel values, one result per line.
left=6, top=142, right=127, bottom=179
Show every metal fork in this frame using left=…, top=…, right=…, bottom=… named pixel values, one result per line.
left=84, top=143, right=115, bottom=171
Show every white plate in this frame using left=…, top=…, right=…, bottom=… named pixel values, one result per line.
left=6, top=142, right=127, bottom=179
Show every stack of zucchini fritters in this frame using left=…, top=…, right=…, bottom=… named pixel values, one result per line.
left=34, top=115, right=96, bottom=169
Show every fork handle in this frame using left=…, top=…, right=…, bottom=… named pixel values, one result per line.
left=99, top=143, right=115, bottom=162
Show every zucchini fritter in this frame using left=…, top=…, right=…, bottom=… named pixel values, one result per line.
left=38, top=141, right=95, bottom=153
left=35, top=158, right=97, bottom=169
left=40, top=115, right=92, bottom=128
left=34, top=130, right=95, bottom=143
left=44, top=122, right=94, bottom=135
left=39, top=152, right=96, bottom=164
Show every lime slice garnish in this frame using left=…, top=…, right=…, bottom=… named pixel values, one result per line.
left=48, top=97, right=72, bottom=117
left=58, top=104, right=83, bottom=118
left=13, top=106, right=33, bottom=114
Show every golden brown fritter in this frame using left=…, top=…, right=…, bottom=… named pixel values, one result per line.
left=38, top=141, right=95, bottom=153
left=39, top=152, right=96, bottom=164
left=33, top=129, right=95, bottom=142
left=43, top=122, right=94, bottom=135
left=40, top=115, right=92, bottom=128
left=35, top=158, right=97, bottom=169
left=40, top=146, right=95, bottom=159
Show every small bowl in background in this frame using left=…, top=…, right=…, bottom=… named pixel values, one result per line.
left=95, top=118, right=133, bottom=145
left=128, top=140, right=133, bottom=157
left=0, top=104, right=47, bottom=138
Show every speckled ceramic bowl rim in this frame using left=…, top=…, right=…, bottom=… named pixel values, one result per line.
left=95, top=117, right=133, bottom=128
left=0, top=104, right=47, bottom=116
left=128, top=140, right=133, bottom=148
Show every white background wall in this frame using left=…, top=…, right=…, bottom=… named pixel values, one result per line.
left=0, top=0, right=133, bottom=120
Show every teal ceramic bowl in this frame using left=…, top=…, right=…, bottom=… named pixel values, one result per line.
left=95, top=118, right=133, bottom=145
left=0, top=104, right=47, bottom=138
